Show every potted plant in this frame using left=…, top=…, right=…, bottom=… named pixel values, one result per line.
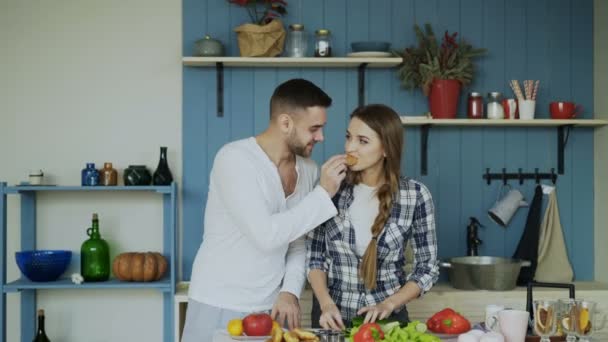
left=397, top=23, right=486, bottom=118
left=227, top=0, right=288, bottom=57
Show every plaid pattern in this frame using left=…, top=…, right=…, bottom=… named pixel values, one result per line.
left=306, top=177, right=439, bottom=322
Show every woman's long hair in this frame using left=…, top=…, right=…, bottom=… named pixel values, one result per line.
left=346, top=104, right=404, bottom=290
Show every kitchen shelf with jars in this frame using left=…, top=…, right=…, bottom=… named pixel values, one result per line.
left=0, top=182, right=178, bottom=342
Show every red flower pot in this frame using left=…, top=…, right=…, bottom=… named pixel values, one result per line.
left=429, top=79, right=461, bottom=119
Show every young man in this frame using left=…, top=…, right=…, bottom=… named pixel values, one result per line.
left=182, top=79, right=347, bottom=341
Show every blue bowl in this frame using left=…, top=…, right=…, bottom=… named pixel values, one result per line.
left=16, top=250, right=72, bottom=282
left=351, top=41, right=391, bottom=52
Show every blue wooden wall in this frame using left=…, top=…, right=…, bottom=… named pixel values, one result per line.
left=182, top=0, right=595, bottom=281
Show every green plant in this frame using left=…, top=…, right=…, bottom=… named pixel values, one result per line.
left=227, top=0, right=287, bottom=25
left=397, top=23, right=486, bottom=96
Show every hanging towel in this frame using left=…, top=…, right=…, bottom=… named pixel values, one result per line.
left=513, top=185, right=543, bottom=286
left=535, top=190, right=574, bottom=282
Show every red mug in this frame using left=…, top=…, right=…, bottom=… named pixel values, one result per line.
left=550, top=101, right=582, bottom=119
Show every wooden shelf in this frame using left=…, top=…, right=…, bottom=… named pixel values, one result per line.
left=183, top=56, right=402, bottom=117
left=182, top=56, right=402, bottom=68
left=399, top=117, right=608, bottom=175
left=400, top=117, right=608, bottom=127
left=3, top=277, right=172, bottom=292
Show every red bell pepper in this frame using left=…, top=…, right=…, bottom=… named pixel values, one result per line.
left=439, top=313, right=471, bottom=334
left=426, top=308, right=456, bottom=332
left=353, top=323, right=384, bottom=342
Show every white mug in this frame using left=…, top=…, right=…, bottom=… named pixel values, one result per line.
left=498, top=309, right=529, bottom=342
left=485, top=304, right=505, bottom=332
left=519, top=99, right=536, bottom=119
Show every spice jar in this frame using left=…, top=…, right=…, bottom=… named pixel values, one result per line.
left=314, top=29, right=332, bottom=57
left=285, top=24, right=307, bottom=57
left=487, top=92, right=504, bottom=119
left=467, top=92, right=484, bottom=119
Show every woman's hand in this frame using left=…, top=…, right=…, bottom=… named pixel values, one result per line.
left=319, top=302, right=345, bottom=331
left=357, top=300, right=397, bottom=324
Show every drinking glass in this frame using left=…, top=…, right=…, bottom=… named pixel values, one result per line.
left=558, top=298, right=578, bottom=342
left=574, top=300, right=596, bottom=342
left=533, top=300, right=557, bottom=342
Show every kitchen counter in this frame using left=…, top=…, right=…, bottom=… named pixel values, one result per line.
left=174, top=282, right=608, bottom=341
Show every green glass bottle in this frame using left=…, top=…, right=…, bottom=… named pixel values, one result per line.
left=33, top=309, right=50, bottom=342
left=80, top=213, right=110, bottom=282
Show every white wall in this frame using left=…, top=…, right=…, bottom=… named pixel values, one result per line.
left=0, top=0, right=182, bottom=340
left=594, top=0, right=608, bottom=282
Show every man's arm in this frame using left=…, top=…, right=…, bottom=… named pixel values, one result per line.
left=212, top=146, right=338, bottom=252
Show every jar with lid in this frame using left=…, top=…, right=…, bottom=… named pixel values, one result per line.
left=486, top=92, right=504, bottom=119
left=285, top=24, right=307, bottom=57
left=467, top=92, right=484, bottom=119
left=314, top=29, right=332, bottom=57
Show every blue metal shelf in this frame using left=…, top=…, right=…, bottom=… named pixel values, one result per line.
left=3, top=277, right=172, bottom=292
left=5, top=185, right=172, bottom=194
left=0, top=181, right=178, bottom=342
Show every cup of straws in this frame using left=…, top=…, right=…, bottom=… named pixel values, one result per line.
left=510, top=80, right=539, bottom=119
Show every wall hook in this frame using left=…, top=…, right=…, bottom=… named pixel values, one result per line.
left=551, top=168, right=557, bottom=184
left=535, top=168, right=540, bottom=184
left=502, top=168, right=507, bottom=186
left=486, top=168, right=491, bottom=185
left=518, top=168, right=524, bottom=185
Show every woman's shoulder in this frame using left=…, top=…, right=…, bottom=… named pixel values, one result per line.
left=397, top=176, right=433, bottom=199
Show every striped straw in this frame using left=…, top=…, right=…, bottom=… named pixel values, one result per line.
left=510, top=80, right=524, bottom=100
left=532, top=80, right=540, bottom=100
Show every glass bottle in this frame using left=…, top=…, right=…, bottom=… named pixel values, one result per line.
left=285, top=24, right=307, bottom=57
left=486, top=92, right=504, bottom=119
left=314, top=29, right=332, bottom=57
left=33, top=309, right=50, bottom=342
left=80, top=213, right=110, bottom=282
left=99, top=162, right=118, bottom=186
left=467, top=92, right=484, bottom=119
left=153, top=146, right=174, bottom=185
left=81, top=163, right=99, bottom=186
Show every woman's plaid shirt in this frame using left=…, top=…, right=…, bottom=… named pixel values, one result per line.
left=306, top=177, right=439, bottom=322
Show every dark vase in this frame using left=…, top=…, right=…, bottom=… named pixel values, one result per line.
left=153, top=147, right=173, bottom=185
left=123, top=165, right=152, bottom=186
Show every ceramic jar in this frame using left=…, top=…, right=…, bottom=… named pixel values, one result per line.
left=123, top=165, right=152, bottom=186
left=194, top=35, right=225, bottom=57
left=81, top=163, right=99, bottom=186
left=99, top=162, right=118, bottom=186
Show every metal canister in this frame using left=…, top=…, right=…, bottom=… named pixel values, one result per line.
left=315, top=329, right=344, bottom=342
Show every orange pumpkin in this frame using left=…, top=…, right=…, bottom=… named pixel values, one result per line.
left=112, top=252, right=168, bottom=282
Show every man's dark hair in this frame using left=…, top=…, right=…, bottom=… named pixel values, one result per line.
left=270, top=78, right=332, bottom=119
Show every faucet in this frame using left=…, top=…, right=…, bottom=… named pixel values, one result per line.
left=466, top=217, right=484, bottom=256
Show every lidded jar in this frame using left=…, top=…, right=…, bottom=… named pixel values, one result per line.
left=487, top=92, right=504, bottom=119
left=467, top=92, right=484, bottom=119
left=285, top=24, right=307, bottom=57
left=314, top=29, right=332, bottom=57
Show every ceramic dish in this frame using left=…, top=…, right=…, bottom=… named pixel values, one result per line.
left=347, top=51, right=393, bottom=58
left=217, top=330, right=270, bottom=341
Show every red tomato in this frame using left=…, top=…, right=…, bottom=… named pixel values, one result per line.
left=353, top=323, right=384, bottom=342
left=242, top=313, right=273, bottom=336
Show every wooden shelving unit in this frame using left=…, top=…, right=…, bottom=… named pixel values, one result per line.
left=399, top=117, right=608, bottom=175
left=182, top=56, right=403, bottom=116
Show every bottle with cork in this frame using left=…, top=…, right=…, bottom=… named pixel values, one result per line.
left=33, top=309, right=50, bottom=342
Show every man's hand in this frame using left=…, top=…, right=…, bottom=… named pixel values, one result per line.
left=319, top=155, right=347, bottom=197
left=357, top=300, right=397, bottom=324
left=319, top=302, right=345, bottom=331
left=271, top=292, right=301, bottom=330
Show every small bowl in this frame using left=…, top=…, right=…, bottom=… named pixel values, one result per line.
left=16, top=250, right=72, bottom=282
left=351, top=41, right=391, bottom=52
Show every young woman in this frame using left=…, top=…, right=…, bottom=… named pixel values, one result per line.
left=306, top=104, right=439, bottom=330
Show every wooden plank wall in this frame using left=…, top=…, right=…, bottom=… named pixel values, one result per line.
left=182, top=0, right=595, bottom=280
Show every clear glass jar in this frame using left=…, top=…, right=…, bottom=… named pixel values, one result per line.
left=285, top=24, right=307, bottom=57
left=314, top=29, right=332, bottom=57
left=467, top=92, right=484, bottom=119
left=487, top=92, right=504, bottom=119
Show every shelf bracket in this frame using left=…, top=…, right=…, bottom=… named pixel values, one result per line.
left=358, top=63, right=368, bottom=107
left=421, top=124, right=430, bottom=175
left=557, top=125, right=572, bottom=175
left=216, top=62, right=224, bottom=117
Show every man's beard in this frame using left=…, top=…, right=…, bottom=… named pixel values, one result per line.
left=287, top=132, right=313, bottom=157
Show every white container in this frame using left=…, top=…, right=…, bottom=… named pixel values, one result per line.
left=28, top=170, right=44, bottom=185
left=519, top=100, right=536, bottom=119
